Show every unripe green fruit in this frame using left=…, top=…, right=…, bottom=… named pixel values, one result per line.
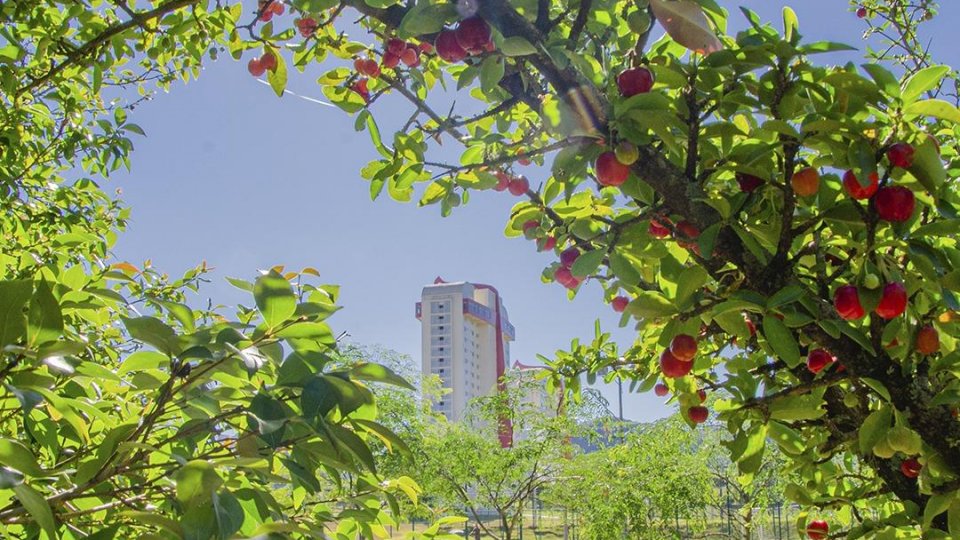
left=863, top=273, right=881, bottom=289
left=873, top=436, right=896, bottom=458
left=843, top=393, right=859, bottom=408
left=627, top=11, right=652, bottom=34
left=615, top=141, right=639, bottom=166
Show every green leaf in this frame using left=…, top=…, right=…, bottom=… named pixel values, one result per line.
left=626, top=291, right=678, bottom=319
left=27, top=280, right=62, bottom=347
left=267, top=50, right=288, bottom=97
left=902, top=65, right=950, bottom=103
left=121, top=316, right=180, bottom=355
left=858, top=406, right=892, bottom=454
left=766, top=285, right=805, bottom=309
left=570, top=249, right=604, bottom=279
left=254, top=271, right=297, bottom=328
left=769, top=392, right=825, bottom=421
left=767, top=421, right=805, bottom=455
left=479, top=56, right=504, bottom=95
left=397, top=3, right=456, bottom=37
left=301, top=376, right=339, bottom=419
left=323, top=422, right=377, bottom=473
left=674, top=266, right=709, bottom=309
left=948, top=499, right=960, bottom=538
left=500, top=36, right=537, bottom=57
left=213, top=491, right=244, bottom=540
left=924, top=492, right=955, bottom=529
left=904, top=99, right=960, bottom=124
left=353, top=419, right=412, bottom=456
left=175, top=461, right=223, bottom=506
left=839, top=322, right=876, bottom=356
left=861, top=63, right=900, bottom=98
left=13, top=483, right=57, bottom=538
left=762, top=315, right=800, bottom=368
left=0, top=438, right=43, bottom=476
left=0, top=280, right=32, bottom=349
left=908, top=137, right=946, bottom=196
left=349, top=363, right=415, bottom=390
left=781, top=6, right=798, bottom=43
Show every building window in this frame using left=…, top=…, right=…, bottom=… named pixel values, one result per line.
left=438, top=358, right=444, bottom=363
left=439, top=369, right=444, bottom=374
left=439, top=337, right=444, bottom=341
left=439, top=325, right=444, bottom=330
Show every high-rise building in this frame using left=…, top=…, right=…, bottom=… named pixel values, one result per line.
left=415, top=277, right=515, bottom=423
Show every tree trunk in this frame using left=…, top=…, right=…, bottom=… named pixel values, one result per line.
left=742, top=506, right=753, bottom=540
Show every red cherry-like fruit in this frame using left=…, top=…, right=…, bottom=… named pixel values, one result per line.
left=790, top=167, right=820, bottom=197
left=842, top=170, right=879, bottom=200
left=595, top=152, right=631, bottom=187
left=382, top=52, right=400, bottom=69
left=916, top=325, right=940, bottom=355
left=350, top=79, right=370, bottom=103
left=247, top=58, right=265, bottom=76
left=875, top=282, right=907, bottom=319
left=901, top=458, right=922, bottom=479
left=807, top=349, right=834, bottom=374
left=616, top=67, right=654, bottom=98
left=649, top=218, right=671, bottom=239
left=676, top=221, right=700, bottom=240
left=386, top=38, right=407, bottom=55
left=670, top=334, right=697, bottom=362
left=493, top=171, right=510, bottom=192
left=806, top=520, right=829, bottom=540
left=857, top=6, right=868, bottom=18
left=455, top=16, right=492, bottom=55
left=260, top=51, right=277, bottom=72
left=697, top=389, right=707, bottom=403
left=736, top=172, right=764, bottom=193
left=834, top=285, right=865, bottom=320
left=887, top=142, right=915, bottom=169
left=687, top=406, right=709, bottom=424
left=874, top=186, right=915, bottom=223
left=400, top=47, right=420, bottom=67
left=538, top=236, right=557, bottom=252
left=508, top=176, right=529, bottom=196
left=522, top=220, right=539, bottom=238
left=555, top=267, right=580, bottom=290
left=661, top=349, right=693, bottom=378
left=560, top=247, right=580, bottom=268
left=612, top=296, right=630, bottom=313
left=435, top=29, right=467, bottom=63
left=654, top=383, right=669, bottom=397
left=295, top=17, right=318, bottom=37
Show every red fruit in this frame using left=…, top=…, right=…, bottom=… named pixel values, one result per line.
left=654, top=383, right=669, bottom=397
left=790, top=167, right=820, bottom=197
left=612, top=296, right=629, bottom=313
left=247, top=57, right=265, bottom=77
left=508, top=176, right=529, bottom=196
left=842, top=170, right=879, bottom=200
left=258, top=1, right=275, bottom=21
left=875, top=282, right=907, bottom=319
left=670, top=334, right=697, bottom=362
left=356, top=59, right=379, bottom=77
left=745, top=316, right=757, bottom=337
left=834, top=285, right=865, bottom=320
left=555, top=267, right=580, bottom=290
left=856, top=6, right=868, bottom=18
left=522, top=219, right=539, bottom=235
left=435, top=30, right=467, bottom=63
left=806, top=520, right=829, bottom=540
left=916, top=325, right=940, bottom=355
left=616, top=67, right=654, bottom=98
left=807, top=349, right=835, bottom=374
left=260, top=51, right=277, bottom=72
left=697, top=389, right=707, bottom=403
left=400, top=47, right=420, bottom=67
left=350, top=79, right=370, bottom=103
left=295, top=17, right=318, bottom=37
left=538, top=236, right=557, bottom=252
left=660, top=349, right=693, bottom=378
left=874, top=186, right=915, bottom=223
left=736, top=172, right=764, bottom=193
left=887, top=142, right=915, bottom=169
left=419, top=42, right=434, bottom=54
left=382, top=52, right=400, bottom=69
left=560, top=248, right=580, bottom=268
left=687, top=406, right=709, bottom=424
left=676, top=221, right=700, bottom=240
left=386, top=38, right=407, bottom=55
left=456, top=16, right=492, bottom=55
left=901, top=458, right=922, bottom=479
left=648, top=218, right=671, bottom=238
left=493, top=172, right=510, bottom=192
left=595, top=152, right=631, bottom=187
left=269, top=1, right=284, bottom=15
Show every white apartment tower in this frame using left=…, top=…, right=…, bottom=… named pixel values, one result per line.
left=415, top=277, right=515, bottom=422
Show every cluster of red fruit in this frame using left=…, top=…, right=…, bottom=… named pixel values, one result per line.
left=382, top=38, right=424, bottom=69
left=647, top=215, right=701, bottom=255
left=247, top=51, right=278, bottom=77
left=434, top=17, right=494, bottom=63
left=257, top=0, right=284, bottom=21
left=833, top=281, right=940, bottom=354
left=494, top=170, right=530, bottom=196
left=554, top=248, right=583, bottom=290
left=587, top=68, right=655, bottom=188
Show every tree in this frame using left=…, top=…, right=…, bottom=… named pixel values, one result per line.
left=7, top=0, right=960, bottom=538
left=543, top=415, right=714, bottom=539
left=412, top=375, right=592, bottom=540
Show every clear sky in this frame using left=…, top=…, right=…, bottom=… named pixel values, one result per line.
left=109, top=1, right=959, bottom=422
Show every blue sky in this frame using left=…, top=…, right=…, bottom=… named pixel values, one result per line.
left=109, top=1, right=959, bottom=422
